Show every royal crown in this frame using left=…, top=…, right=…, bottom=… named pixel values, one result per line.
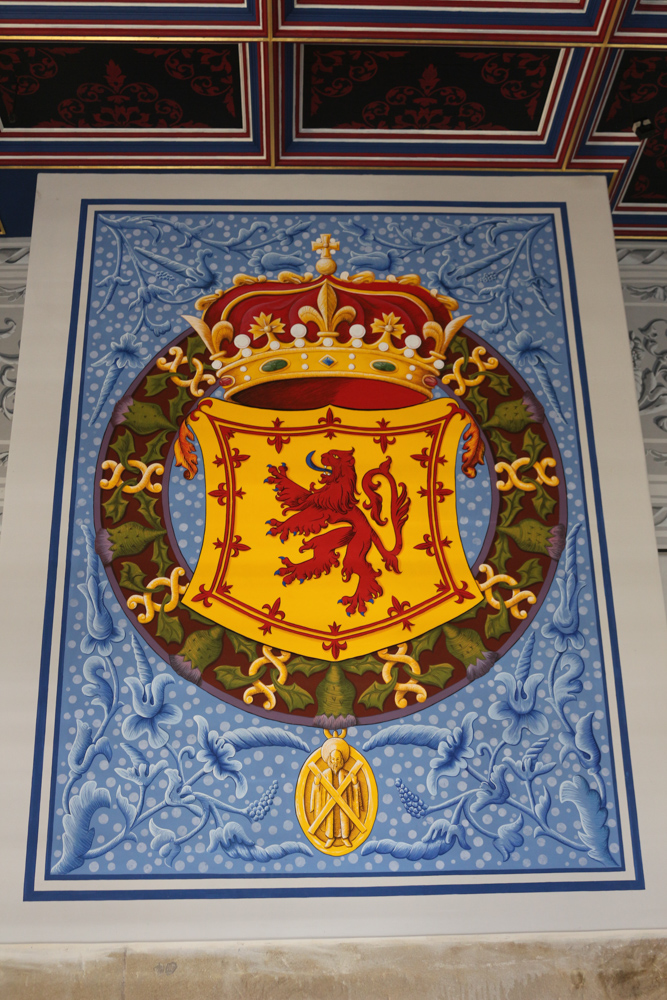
left=183, top=234, right=473, bottom=406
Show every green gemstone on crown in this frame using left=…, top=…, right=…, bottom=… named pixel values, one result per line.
left=260, top=358, right=288, bottom=373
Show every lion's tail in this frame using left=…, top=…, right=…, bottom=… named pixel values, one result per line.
left=362, top=458, right=410, bottom=567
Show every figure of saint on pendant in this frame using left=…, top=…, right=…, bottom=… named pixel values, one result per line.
left=295, top=730, right=378, bottom=856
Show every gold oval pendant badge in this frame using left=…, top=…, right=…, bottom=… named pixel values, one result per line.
left=295, top=731, right=378, bottom=856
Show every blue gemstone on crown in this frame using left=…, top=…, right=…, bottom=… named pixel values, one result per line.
left=320, top=356, right=336, bottom=367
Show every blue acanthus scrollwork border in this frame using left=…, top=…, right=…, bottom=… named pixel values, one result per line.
left=22, top=199, right=638, bottom=895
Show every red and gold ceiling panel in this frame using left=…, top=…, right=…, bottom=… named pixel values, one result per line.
left=1, top=0, right=667, bottom=236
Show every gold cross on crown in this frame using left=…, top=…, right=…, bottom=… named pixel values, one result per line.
left=312, top=233, right=339, bottom=276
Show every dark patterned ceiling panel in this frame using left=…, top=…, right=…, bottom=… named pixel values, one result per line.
left=621, top=142, right=667, bottom=206
left=600, top=50, right=667, bottom=133
left=0, top=43, right=270, bottom=166
left=607, top=52, right=667, bottom=210
left=572, top=48, right=667, bottom=233
left=276, top=0, right=617, bottom=42
left=0, top=46, right=242, bottom=130
left=279, top=43, right=597, bottom=169
left=301, top=46, right=561, bottom=134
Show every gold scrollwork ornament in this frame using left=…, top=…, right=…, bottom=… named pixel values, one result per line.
left=295, top=730, right=378, bottom=857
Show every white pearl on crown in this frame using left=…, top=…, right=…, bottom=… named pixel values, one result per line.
left=234, top=333, right=251, bottom=349
left=290, top=323, right=307, bottom=339
left=405, top=334, right=422, bottom=349
left=349, top=324, right=366, bottom=339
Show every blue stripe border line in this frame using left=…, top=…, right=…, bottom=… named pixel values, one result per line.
left=23, top=194, right=643, bottom=901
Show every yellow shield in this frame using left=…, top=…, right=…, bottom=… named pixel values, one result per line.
left=182, top=399, right=482, bottom=659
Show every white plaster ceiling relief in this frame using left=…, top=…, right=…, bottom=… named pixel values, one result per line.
left=0, top=317, right=19, bottom=423
left=618, top=240, right=667, bottom=547
left=0, top=240, right=29, bottom=537
left=0, top=243, right=29, bottom=308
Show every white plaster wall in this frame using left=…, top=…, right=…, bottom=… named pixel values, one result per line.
left=616, top=242, right=667, bottom=618
left=617, top=242, right=667, bottom=549
left=0, top=239, right=29, bottom=533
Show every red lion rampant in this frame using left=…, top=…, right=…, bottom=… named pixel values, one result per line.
left=265, top=449, right=410, bottom=616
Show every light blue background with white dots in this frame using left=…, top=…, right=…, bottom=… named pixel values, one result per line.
left=47, top=207, right=622, bottom=885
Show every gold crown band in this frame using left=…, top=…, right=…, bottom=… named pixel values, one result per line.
left=213, top=342, right=439, bottom=398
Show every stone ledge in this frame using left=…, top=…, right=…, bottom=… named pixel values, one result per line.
left=1, top=932, right=667, bottom=1000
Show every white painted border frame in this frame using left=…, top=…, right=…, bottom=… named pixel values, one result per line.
left=0, top=172, right=665, bottom=942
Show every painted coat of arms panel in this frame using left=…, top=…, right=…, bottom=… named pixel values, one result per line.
left=7, top=179, right=648, bottom=917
